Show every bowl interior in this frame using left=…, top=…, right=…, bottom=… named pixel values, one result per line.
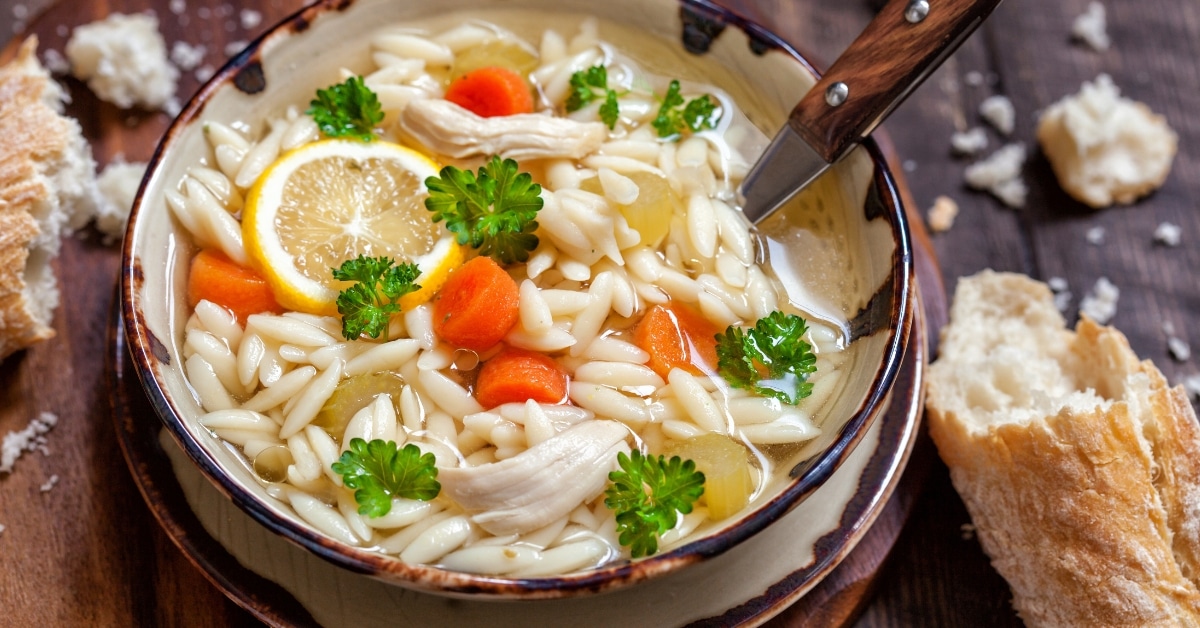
left=122, top=0, right=911, bottom=598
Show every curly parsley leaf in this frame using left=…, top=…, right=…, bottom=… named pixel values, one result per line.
left=331, top=439, right=441, bottom=518
left=566, top=65, right=621, bottom=129
left=652, top=80, right=720, bottom=140
left=424, top=156, right=542, bottom=264
left=599, top=89, right=621, bottom=129
left=332, top=255, right=421, bottom=340
left=604, top=450, right=705, bottom=558
left=307, top=76, right=384, bottom=142
left=715, top=311, right=818, bottom=405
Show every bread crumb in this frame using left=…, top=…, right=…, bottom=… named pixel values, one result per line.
left=1037, top=74, right=1177, bottom=208
left=1086, top=225, right=1106, bottom=245
left=1164, top=321, right=1177, bottom=336
left=960, top=523, right=977, bottom=540
left=169, top=0, right=186, bottom=15
left=1079, top=277, right=1119, bottom=324
left=1048, top=276, right=1072, bottom=312
left=1, top=412, right=59, bottom=474
left=927, top=196, right=959, bottom=233
left=41, top=48, right=69, bottom=75
left=1072, top=1, right=1110, bottom=51
left=902, top=159, right=917, bottom=173
left=964, top=71, right=985, bottom=87
left=195, top=64, right=216, bottom=83
left=1169, top=337, right=1192, bottom=362
left=224, top=40, right=249, bottom=57
left=1185, top=375, right=1200, bottom=402
left=991, top=178, right=1028, bottom=209
left=0, top=523, right=5, bottom=535
left=66, top=13, right=180, bottom=111
left=1154, top=222, right=1182, bottom=247
left=950, top=127, right=988, bottom=156
left=964, top=143, right=1027, bottom=208
left=169, top=41, right=206, bottom=72
left=980, top=95, right=1015, bottom=136
left=240, top=9, right=263, bottom=29
left=94, top=160, right=147, bottom=243
left=39, top=474, right=59, bottom=492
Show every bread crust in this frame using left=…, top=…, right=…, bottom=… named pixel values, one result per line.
left=0, top=39, right=73, bottom=360
left=927, top=271, right=1200, bottom=627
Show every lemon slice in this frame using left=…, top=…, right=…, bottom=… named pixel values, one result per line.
left=243, top=139, right=462, bottom=315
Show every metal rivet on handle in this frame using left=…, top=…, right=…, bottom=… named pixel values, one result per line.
left=905, top=0, right=930, bottom=23
left=825, top=82, right=849, bottom=107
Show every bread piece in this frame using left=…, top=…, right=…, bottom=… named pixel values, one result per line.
left=926, top=270, right=1200, bottom=626
left=1072, top=1, right=1110, bottom=51
left=0, top=37, right=100, bottom=361
left=65, top=13, right=180, bottom=114
left=963, top=143, right=1028, bottom=208
left=1037, top=74, right=1177, bottom=208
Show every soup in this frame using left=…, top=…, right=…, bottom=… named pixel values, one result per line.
left=171, top=11, right=854, bottom=576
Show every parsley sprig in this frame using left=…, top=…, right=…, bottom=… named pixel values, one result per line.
left=715, top=311, right=818, bottom=405
left=307, top=76, right=384, bottom=142
left=332, top=255, right=421, bottom=341
left=566, top=65, right=621, bottom=129
left=652, top=80, right=719, bottom=140
left=332, top=439, right=441, bottom=517
left=424, top=156, right=543, bottom=265
left=604, top=450, right=705, bottom=558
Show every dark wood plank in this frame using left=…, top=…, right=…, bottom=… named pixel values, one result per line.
left=860, top=0, right=1200, bottom=625
left=736, top=0, right=1200, bottom=626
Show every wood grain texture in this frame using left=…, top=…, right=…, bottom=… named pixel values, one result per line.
left=0, top=0, right=1197, bottom=626
left=789, top=0, right=1003, bottom=162
left=730, top=0, right=1200, bottom=625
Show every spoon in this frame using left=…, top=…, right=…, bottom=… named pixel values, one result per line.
left=739, top=0, right=1005, bottom=223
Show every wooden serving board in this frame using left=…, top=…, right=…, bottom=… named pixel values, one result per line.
left=0, top=0, right=947, bottom=624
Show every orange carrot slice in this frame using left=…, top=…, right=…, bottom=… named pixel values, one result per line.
left=474, top=346, right=568, bottom=408
left=444, top=66, right=534, bottom=118
left=634, top=302, right=720, bottom=379
left=433, top=256, right=520, bottom=351
left=187, top=248, right=283, bottom=324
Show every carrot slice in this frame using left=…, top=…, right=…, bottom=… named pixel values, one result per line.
left=187, top=248, right=283, bottom=324
left=634, top=302, right=720, bottom=379
left=444, top=66, right=534, bottom=118
left=474, top=346, right=569, bottom=408
left=433, top=256, right=520, bottom=351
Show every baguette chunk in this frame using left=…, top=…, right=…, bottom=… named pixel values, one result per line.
left=927, top=270, right=1200, bottom=626
left=0, top=37, right=100, bottom=360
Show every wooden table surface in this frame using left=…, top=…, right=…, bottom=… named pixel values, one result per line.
left=1, top=0, right=1197, bottom=625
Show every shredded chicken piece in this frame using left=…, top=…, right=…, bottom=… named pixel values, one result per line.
left=439, top=420, right=630, bottom=536
left=400, top=99, right=607, bottom=161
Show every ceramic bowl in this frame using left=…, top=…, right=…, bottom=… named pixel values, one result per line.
left=121, top=0, right=912, bottom=599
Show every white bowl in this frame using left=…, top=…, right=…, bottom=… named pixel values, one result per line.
left=122, top=0, right=913, bottom=598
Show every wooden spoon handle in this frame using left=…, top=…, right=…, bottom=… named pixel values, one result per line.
left=790, top=0, right=1003, bottom=162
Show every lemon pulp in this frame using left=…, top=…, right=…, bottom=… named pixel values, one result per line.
left=243, top=139, right=462, bottom=315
